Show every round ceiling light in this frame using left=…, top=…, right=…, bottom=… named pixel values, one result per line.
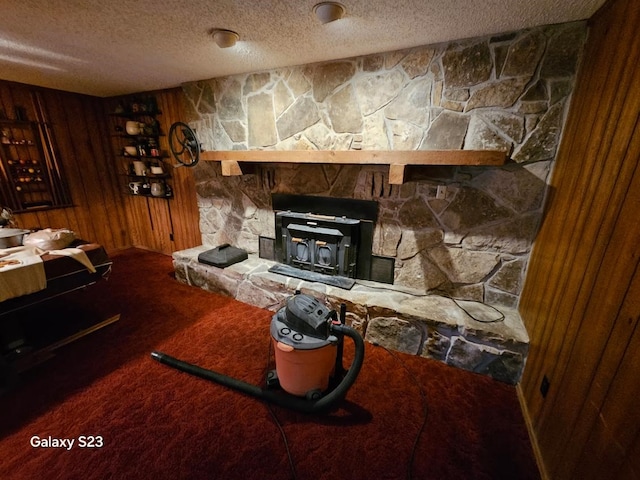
left=212, top=29, right=239, bottom=48
left=313, top=2, right=346, bottom=24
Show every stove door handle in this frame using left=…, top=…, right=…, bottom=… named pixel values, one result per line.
left=308, top=213, right=335, bottom=221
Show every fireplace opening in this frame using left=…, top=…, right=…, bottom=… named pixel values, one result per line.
left=263, top=194, right=394, bottom=289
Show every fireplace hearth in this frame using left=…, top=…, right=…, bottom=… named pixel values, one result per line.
left=173, top=245, right=530, bottom=384
left=265, top=194, right=391, bottom=289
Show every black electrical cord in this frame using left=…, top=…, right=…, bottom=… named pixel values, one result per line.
left=266, top=405, right=297, bottom=480
left=346, top=281, right=505, bottom=324
left=264, top=338, right=297, bottom=480
left=448, top=295, right=505, bottom=323
left=380, top=345, right=429, bottom=480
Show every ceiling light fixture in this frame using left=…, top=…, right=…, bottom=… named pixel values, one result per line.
left=211, top=29, right=239, bottom=48
left=313, top=2, right=346, bottom=24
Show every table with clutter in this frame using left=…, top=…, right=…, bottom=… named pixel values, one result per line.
left=0, top=218, right=116, bottom=382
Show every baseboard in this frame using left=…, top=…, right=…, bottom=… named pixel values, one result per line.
left=111, top=245, right=172, bottom=256
left=516, top=384, right=549, bottom=480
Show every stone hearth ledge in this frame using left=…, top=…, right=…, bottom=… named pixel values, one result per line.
left=173, top=246, right=529, bottom=384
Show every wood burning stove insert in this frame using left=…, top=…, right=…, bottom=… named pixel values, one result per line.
left=278, top=211, right=359, bottom=278
left=267, top=194, right=392, bottom=289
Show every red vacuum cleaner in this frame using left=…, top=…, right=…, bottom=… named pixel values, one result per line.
left=151, top=293, right=365, bottom=414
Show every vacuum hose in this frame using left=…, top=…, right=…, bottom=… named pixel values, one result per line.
left=151, top=323, right=364, bottom=414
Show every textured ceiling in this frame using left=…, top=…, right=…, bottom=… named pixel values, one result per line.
left=0, top=0, right=606, bottom=97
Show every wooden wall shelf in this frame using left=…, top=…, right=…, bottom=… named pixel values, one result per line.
left=200, top=149, right=508, bottom=184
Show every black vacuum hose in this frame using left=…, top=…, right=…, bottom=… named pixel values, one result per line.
left=151, top=323, right=364, bottom=414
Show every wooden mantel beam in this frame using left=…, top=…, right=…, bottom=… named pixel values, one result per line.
left=200, top=149, right=508, bottom=184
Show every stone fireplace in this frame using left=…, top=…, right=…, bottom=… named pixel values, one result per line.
left=172, top=21, right=588, bottom=383
left=174, top=161, right=533, bottom=383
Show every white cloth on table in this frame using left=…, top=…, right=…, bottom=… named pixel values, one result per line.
left=0, top=245, right=46, bottom=302
left=47, top=247, right=96, bottom=273
left=0, top=245, right=97, bottom=303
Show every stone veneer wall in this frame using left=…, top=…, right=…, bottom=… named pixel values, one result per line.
left=180, top=22, right=586, bottom=308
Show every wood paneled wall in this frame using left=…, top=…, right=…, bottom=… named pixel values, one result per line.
left=0, top=81, right=131, bottom=251
left=104, top=89, right=201, bottom=254
left=1, top=81, right=200, bottom=255
left=518, top=0, right=640, bottom=478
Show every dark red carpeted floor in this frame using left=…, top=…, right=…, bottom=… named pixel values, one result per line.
left=0, top=248, right=539, bottom=480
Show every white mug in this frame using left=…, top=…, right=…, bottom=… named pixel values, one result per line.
left=125, top=121, right=143, bottom=135
left=133, top=160, right=147, bottom=176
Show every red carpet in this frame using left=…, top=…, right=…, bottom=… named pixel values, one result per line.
left=0, top=248, right=539, bottom=479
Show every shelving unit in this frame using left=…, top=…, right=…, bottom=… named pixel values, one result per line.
left=108, top=97, right=172, bottom=199
left=0, top=119, right=72, bottom=211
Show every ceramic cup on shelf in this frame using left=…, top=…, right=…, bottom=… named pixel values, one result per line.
left=123, top=145, right=138, bottom=156
left=150, top=181, right=166, bottom=197
left=125, top=121, right=143, bottom=135
left=133, top=160, right=147, bottom=176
